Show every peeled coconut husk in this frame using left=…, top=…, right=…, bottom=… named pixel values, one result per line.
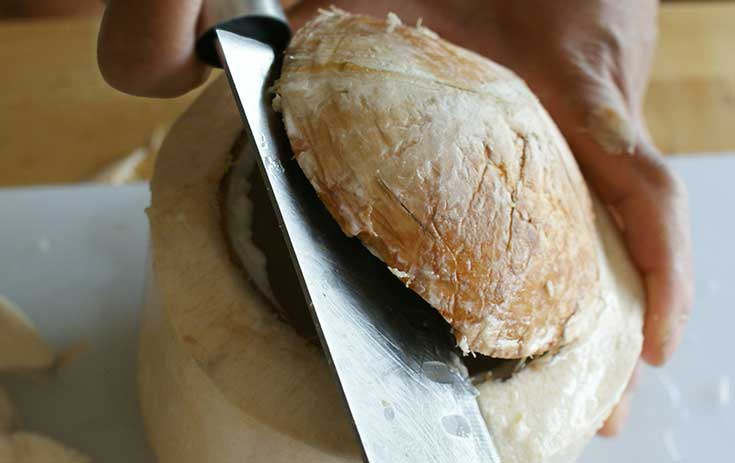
left=275, top=10, right=600, bottom=359
left=0, top=298, right=89, bottom=461
left=0, top=295, right=54, bottom=371
left=141, top=63, right=644, bottom=461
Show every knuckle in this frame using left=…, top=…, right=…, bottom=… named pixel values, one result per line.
left=634, top=151, right=686, bottom=198
left=98, top=53, right=204, bottom=98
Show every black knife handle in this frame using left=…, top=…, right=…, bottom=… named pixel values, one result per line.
left=196, top=0, right=291, bottom=67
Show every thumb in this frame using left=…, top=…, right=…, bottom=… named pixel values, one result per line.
left=98, top=0, right=209, bottom=97
left=584, top=88, right=637, bottom=156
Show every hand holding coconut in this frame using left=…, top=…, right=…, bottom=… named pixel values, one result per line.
left=97, top=0, right=693, bottom=438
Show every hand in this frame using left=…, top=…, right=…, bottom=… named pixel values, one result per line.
left=97, top=0, right=301, bottom=97
left=444, top=0, right=692, bottom=435
left=98, top=0, right=694, bottom=435
left=296, top=0, right=694, bottom=435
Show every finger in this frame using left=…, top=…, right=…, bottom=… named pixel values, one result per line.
left=606, top=145, right=693, bottom=365
left=553, top=70, right=694, bottom=366
left=531, top=67, right=694, bottom=366
left=598, top=393, right=631, bottom=437
left=635, top=144, right=692, bottom=365
left=572, top=136, right=694, bottom=366
left=98, top=0, right=209, bottom=97
left=641, top=255, right=692, bottom=365
left=598, top=361, right=641, bottom=436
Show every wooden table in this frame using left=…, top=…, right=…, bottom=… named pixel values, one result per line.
left=647, top=2, right=735, bottom=154
left=1, top=2, right=733, bottom=187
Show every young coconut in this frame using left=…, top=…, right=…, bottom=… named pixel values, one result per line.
left=140, top=10, right=644, bottom=463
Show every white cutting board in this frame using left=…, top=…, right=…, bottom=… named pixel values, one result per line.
left=0, top=184, right=153, bottom=462
left=0, top=155, right=733, bottom=462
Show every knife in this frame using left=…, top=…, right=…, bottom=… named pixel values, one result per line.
left=196, top=2, right=501, bottom=462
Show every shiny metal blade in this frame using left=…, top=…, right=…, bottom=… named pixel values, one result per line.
left=215, top=29, right=501, bottom=463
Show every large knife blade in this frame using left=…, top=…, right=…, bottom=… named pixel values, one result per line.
left=198, top=3, right=501, bottom=461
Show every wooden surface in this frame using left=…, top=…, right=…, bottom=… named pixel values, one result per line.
left=0, top=3, right=733, bottom=187
left=0, top=17, right=204, bottom=187
left=646, top=2, right=735, bottom=154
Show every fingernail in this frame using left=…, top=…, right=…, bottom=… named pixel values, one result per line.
left=660, top=312, right=689, bottom=358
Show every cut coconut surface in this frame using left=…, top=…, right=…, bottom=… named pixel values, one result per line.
left=0, top=294, right=54, bottom=371
left=142, top=75, right=358, bottom=463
